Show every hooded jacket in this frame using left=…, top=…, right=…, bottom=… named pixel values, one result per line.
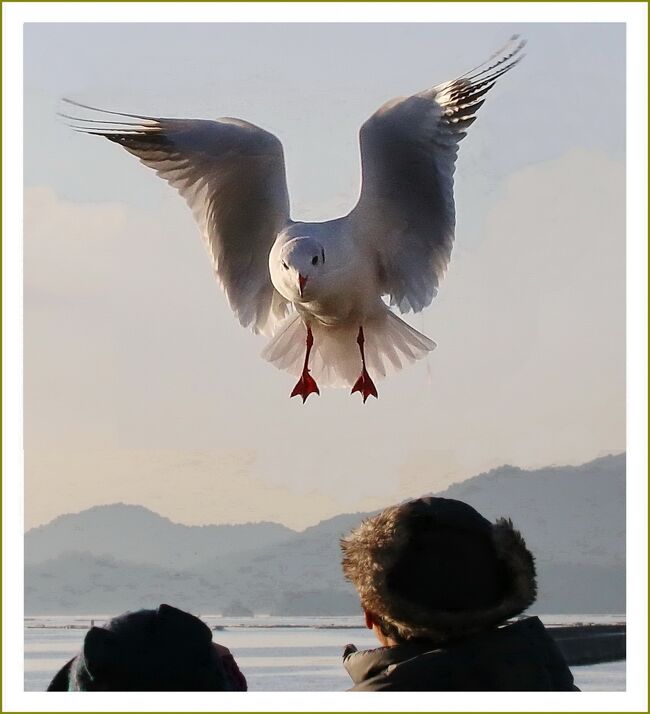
left=343, top=616, right=579, bottom=691
left=341, top=497, right=538, bottom=642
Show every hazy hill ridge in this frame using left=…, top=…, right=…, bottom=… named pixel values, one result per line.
left=26, top=504, right=296, bottom=568
left=25, top=454, right=625, bottom=615
left=435, top=454, right=624, bottom=567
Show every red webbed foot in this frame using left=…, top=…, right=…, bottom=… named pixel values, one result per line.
left=291, top=371, right=320, bottom=403
left=351, top=368, right=378, bottom=403
left=291, top=322, right=319, bottom=402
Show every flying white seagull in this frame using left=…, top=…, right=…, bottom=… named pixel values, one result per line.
left=63, top=37, right=524, bottom=403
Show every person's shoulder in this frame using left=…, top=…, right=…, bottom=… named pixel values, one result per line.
left=497, top=616, right=556, bottom=644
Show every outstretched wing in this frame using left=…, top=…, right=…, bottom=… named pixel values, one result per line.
left=347, top=36, right=525, bottom=313
left=63, top=100, right=292, bottom=335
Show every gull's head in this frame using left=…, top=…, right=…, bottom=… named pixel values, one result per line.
left=270, top=235, right=327, bottom=302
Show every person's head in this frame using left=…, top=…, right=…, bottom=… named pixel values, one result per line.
left=48, top=604, right=235, bottom=691
left=341, top=497, right=537, bottom=645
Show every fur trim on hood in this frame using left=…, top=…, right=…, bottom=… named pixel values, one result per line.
left=340, top=498, right=537, bottom=642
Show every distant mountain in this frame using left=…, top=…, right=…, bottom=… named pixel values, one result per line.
left=434, top=454, right=625, bottom=567
left=25, top=551, right=225, bottom=614
left=181, top=512, right=366, bottom=614
left=25, top=454, right=625, bottom=615
left=25, top=503, right=295, bottom=568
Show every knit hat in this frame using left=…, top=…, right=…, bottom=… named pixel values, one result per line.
left=341, top=497, right=537, bottom=642
left=47, top=604, right=235, bottom=691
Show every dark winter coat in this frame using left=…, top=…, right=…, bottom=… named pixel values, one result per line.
left=343, top=617, right=579, bottom=691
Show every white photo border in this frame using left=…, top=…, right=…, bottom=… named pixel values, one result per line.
left=3, top=2, right=647, bottom=712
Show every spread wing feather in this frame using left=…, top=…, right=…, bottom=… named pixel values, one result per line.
left=62, top=100, right=292, bottom=335
left=348, top=36, right=525, bottom=313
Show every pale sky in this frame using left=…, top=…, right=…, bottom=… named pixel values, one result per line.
left=24, top=22, right=626, bottom=530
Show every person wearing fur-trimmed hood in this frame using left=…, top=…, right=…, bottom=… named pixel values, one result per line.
left=340, top=497, right=578, bottom=691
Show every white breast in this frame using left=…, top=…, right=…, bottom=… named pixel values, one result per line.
left=270, top=226, right=383, bottom=327
left=300, top=262, right=383, bottom=326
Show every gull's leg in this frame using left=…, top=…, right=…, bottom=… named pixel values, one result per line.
left=351, top=326, right=378, bottom=403
left=290, top=322, right=320, bottom=403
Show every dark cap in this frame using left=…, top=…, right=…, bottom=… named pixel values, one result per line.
left=48, top=604, right=231, bottom=691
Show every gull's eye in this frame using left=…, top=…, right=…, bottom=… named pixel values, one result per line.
left=282, top=261, right=289, bottom=270
left=311, top=255, right=318, bottom=266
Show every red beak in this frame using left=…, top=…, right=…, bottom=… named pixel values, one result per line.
left=299, top=274, right=308, bottom=297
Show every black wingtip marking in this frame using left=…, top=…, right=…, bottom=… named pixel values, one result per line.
left=60, top=97, right=161, bottom=123
left=57, top=111, right=146, bottom=127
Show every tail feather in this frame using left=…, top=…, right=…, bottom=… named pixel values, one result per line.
left=262, top=310, right=436, bottom=389
left=261, top=313, right=303, bottom=370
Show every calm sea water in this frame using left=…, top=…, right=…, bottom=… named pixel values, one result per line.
left=24, top=614, right=625, bottom=692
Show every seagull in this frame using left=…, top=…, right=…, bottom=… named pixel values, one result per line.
left=62, top=36, right=524, bottom=403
